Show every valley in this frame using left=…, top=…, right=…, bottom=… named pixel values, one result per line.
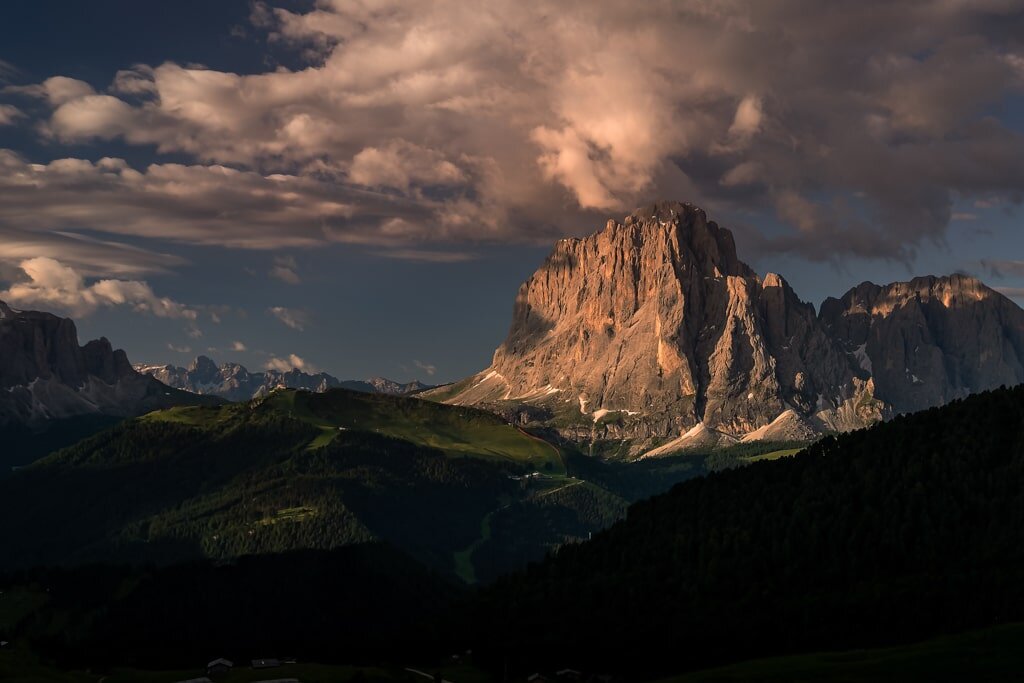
left=4, top=0, right=1024, bottom=677
left=2, top=200, right=1024, bottom=681
left=0, top=385, right=767, bottom=583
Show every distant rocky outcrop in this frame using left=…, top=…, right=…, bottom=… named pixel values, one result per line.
left=0, top=300, right=215, bottom=430
left=820, top=274, right=1024, bottom=415
left=136, top=356, right=433, bottom=401
left=425, top=201, right=1024, bottom=457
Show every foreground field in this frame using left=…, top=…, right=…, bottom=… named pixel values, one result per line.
left=4, top=622, right=1024, bottom=682
left=667, top=622, right=1024, bottom=682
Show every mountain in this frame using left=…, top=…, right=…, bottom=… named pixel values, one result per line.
left=472, top=384, right=1024, bottom=677
left=0, top=387, right=674, bottom=581
left=427, top=201, right=1024, bottom=455
left=820, top=274, right=1024, bottom=415
left=136, top=355, right=433, bottom=401
left=0, top=300, right=218, bottom=470
left=0, top=382, right=784, bottom=581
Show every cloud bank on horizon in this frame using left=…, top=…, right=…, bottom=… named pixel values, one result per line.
left=0, top=0, right=1023, bottom=289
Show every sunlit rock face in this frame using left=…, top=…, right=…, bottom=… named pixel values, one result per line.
left=431, top=201, right=1024, bottom=454
left=432, top=202, right=879, bottom=446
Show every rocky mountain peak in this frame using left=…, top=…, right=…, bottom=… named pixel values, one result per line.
left=429, top=200, right=1023, bottom=456
left=188, top=355, right=220, bottom=381
left=820, top=273, right=1024, bottom=415
left=0, top=303, right=211, bottom=428
left=437, top=200, right=876, bottom=447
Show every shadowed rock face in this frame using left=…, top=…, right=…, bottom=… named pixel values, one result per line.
left=820, top=274, right=1024, bottom=415
left=0, top=301, right=211, bottom=428
left=429, top=201, right=1024, bottom=452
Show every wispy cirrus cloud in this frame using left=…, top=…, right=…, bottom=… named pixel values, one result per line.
left=0, top=104, right=22, bottom=126
left=269, top=255, right=301, bottom=285
left=267, top=306, right=309, bottom=331
left=981, top=259, right=1024, bottom=279
left=414, top=360, right=437, bottom=377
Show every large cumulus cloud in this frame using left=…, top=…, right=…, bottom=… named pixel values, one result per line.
left=1, top=0, right=1023, bottom=272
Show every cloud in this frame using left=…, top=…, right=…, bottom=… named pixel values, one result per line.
left=372, top=248, right=479, bottom=263
left=995, top=286, right=1024, bottom=300
left=414, top=360, right=437, bottom=377
left=727, top=95, right=763, bottom=140
left=264, top=353, right=314, bottom=372
left=167, top=343, right=192, bottom=354
left=982, top=259, right=1024, bottom=279
left=269, top=255, right=301, bottom=284
left=267, top=306, right=309, bottom=331
left=1, top=1, right=1023, bottom=261
left=349, top=140, right=465, bottom=192
left=0, top=105, right=22, bottom=126
left=0, top=223, right=184, bottom=277
left=231, top=340, right=247, bottom=351
left=0, top=59, right=21, bottom=84
left=1, top=257, right=198, bottom=319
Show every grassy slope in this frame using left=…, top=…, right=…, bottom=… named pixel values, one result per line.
left=744, top=447, right=803, bottom=462
left=0, top=389, right=599, bottom=581
left=145, top=388, right=563, bottom=472
left=666, top=623, right=1024, bottom=682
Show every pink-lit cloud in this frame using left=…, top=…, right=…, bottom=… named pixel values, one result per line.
left=0, top=0, right=1021, bottom=268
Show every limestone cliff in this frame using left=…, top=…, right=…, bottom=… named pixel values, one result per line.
left=0, top=300, right=215, bottom=428
left=820, top=274, right=1024, bottom=415
left=429, top=202, right=881, bottom=450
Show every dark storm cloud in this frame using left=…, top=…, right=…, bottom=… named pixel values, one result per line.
left=0, top=0, right=1022, bottom=269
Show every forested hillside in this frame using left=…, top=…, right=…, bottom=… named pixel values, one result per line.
left=472, top=385, right=1024, bottom=677
left=0, top=388, right=716, bottom=580
left=2, top=545, right=461, bottom=670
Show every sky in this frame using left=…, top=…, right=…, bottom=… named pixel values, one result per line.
left=1, top=1, right=1023, bottom=383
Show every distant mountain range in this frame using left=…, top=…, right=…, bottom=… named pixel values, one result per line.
left=135, top=355, right=433, bottom=401
left=426, top=201, right=1024, bottom=456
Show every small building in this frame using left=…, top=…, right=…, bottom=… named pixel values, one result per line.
left=253, top=658, right=282, bottom=669
left=207, top=658, right=234, bottom=676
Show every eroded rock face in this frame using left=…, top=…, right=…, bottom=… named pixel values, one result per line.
left=430, top=201, right=1023, bottom=454
left=433, top=202, right=879, bottom=445
left=0, top=301, right=209, bottom=428
left=820, top=274, right=1024, bottom=415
